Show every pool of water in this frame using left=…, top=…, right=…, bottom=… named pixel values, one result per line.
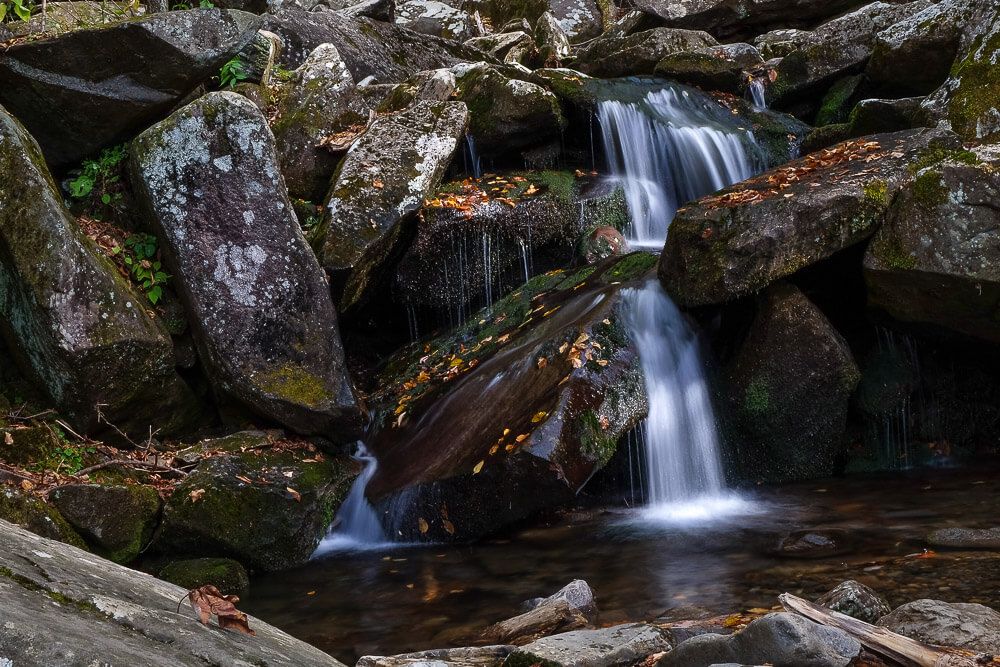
left=245, top=467, right=1000, bottom=663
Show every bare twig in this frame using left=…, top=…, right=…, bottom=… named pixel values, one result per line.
left=74, top=459, right=188, bottom=478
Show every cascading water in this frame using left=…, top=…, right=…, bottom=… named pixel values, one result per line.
left=314, top=444, right=387, bottom=555
left=598, top=86, right=757, bottom=247
left=748, top=78, right=767, bottom=111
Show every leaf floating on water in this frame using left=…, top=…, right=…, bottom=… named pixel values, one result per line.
left=418, top=517, right=429, bottom=534
left=442, top=519, right=455, bottom=535
left=536, top=357, right=547, bottom=369
left=489, top=443, right=499, bottom=455
left=472, top=460, right=485, bottom=474
left=515, top=433, right=528, bottom=443
left=502, top=428, right=511, bottom=436
left=531, top=411, right=548, bottom=423
left=182, top=585, right=255, bottom=636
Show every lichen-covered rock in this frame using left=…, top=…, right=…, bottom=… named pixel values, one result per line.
left=549, top=0, right=603, bottom=42
left=158, top=557, right=250, bottom=597
left=130, top=92, right=362, bottom=440
left=815, top=580, right=891, bottom=623
left=580, top=226, right=628, bottom=265
left=753, top=28, right=811, bottom=59
left=157, top=447, right=357, bottom=571
left=263, top=7, right=480, bottom=80
left=510, top=623, right=671, bottom=666
left=878, top=599, right=1000, bottom=654
left=770, top=0, right=935, bottom=106
left=2, top=1, right=143, bottom=40
left=0, top=487, right=87, bottom=549
left=660, top=128, right=962, bottom=307
left=575, top=27, right=717, bottom=78
left=0, top=8, right=261, bottom=166
left=0, top=105, right=200, bottom=437
left=366, top=253, right=656, bottom=542
left=465, top=31, right=536, bottom=63
left=338, top=0, right=396, bottom=22
left=864, top=145, right=1000, bottom=343
left=395, top=0, right=474, bottom=41
left=271, top=43, right=371, bottom=201
left=317, top=100, right=467, bottom=311
left=724, top=284, right=860, bottom=482
left=655, top=43, right=763, bottom=93
left=358, top=646, right=514, bottom=666
left=536, top=11, right=571, bottom=65
left=49, top=484, right=161, bottom=564
left=0, top=519, right=347, bottom=666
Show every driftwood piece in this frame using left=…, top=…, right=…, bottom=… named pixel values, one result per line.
left=779, top=593, right=1000, bottom=667
left=481, top=599, right=590, bottom=645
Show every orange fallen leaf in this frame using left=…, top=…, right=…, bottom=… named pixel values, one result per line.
left=418, top=517, right=429, bottom=534
left=286, top=487, right=301, bottom=502
left=181, top=585, right=255, bottom=636
left=189, top=488, right=205, bottom=503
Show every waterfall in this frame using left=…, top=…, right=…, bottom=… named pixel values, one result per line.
left=748, top=78, right=767, bottom=110
left=598, top=87, right=756, bottom=248
left=314, top=444, right=387, bottom=555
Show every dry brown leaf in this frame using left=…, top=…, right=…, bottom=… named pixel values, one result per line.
left=183, top=585, right=255, bottom=636
left=286, top=487, right=301, bottom=502
left=418, top=517, right=429, bottom=534
left=189, top=488, right=205, bottom=503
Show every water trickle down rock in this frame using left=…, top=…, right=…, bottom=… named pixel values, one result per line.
left=130, top=91, right=362, bottom=441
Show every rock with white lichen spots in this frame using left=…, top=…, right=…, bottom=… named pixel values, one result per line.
left=0, top=8, right=262, bottom=167
left=130, top=92, right=363, bottom=441
left=574, top=27, right=718, bottom=78
left=0, top=104, right=201, bottom=438
left=395, top=0, right=475, bottom=41
left=317, top=100, right=469, bottom=311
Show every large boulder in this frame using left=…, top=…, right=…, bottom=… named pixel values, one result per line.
left=130, top=92, right=362, bottom=440
left=366, top=253, right=656, bottom=542
left=510, top=623, right=672, bottom=666
left=657, top=613, right=861, bottom=666
left=878, top=599, right=1000, bottom=654
left=483, top=0, right=603, bottom=42
left=574, top=27, right=717, bottom=78
left=660, top=128, right=962, bottom=307
left=271, top=43, right=371, bottom=202
left=654, top=43, right=763, bottom=94
left=724, top=284, right=860, bottom=482
left=864, top=146, right=1000, bottom=343
left=157, top=557, right=250, bottom=597
left=317, top=100, right=469, bottom=311
left=0, top=8, right=261, bottom=167
left=157, top=445, right=357, bottom=571
left=0, top=487, right=87, bottom=550
left=0, top=519, right=346, bottom=666
left=263, top=8, right=481, bottom=80
left=395, top=0, right=475, bottom=41
left=0, top=105, right=199, bottom=436
left=49, top=484, right=161, bottom=564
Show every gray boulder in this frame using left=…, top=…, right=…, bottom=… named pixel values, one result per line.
left=657, top=612, right=861, bottom=667
left=318, top=100, right=469, bottom=311
left=549, top=0, right=603, bottom=42
left=753, top=28, right=812, bottom=59
left=0, top=487, right=87, bottom=550
left=395, top=0, right=475, bottom=41
left=928, top=526, right=1000, bottom=549
left=815, top=580, right=891, bottom=623
left=0, top=519, right=346, bottom=666
left=49, top=484, right=161, bottom=564
left=0, top=105, right=199, bottom=437
left=271, top=43, right=371, bottom=201
left=0, top=8, right=261, bottom=167
left=465, top=31, right=537, bottom=63
left=511, top=623, right=671, bottom=666
left=338, top=0, right=396, bottom=21
left=130, top=92, right=362, bottom=440
left=724, top=284, right=860, bottom=482
left=358, top=645, right=514, bottom=666
left=536, top=11, right=572, bottom=65
left=847, top=97, right=925, bottom=135
left=575, top=27, right=717, bottom=77
left=655, top=43, right=763, bottom=94
left=878, top=599, right=1000, bottom=654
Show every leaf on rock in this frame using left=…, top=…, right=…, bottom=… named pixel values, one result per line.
left=286, top=487, right=301, bottom=502
left=188, top=488, right=205, bottom=503
left=184, top=585, right=256, bottom=636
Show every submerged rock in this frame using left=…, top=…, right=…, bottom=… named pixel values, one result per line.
left=318, top=100, right=469, bottom=311
left=0, top=519, right=347, bottom=666
left=158, top=557, right=250, bottom=597
left=575, top=27, right=717, bottom=78
left=366, top=253, right=656, bottom=542
left=725, top=284, right=860, bottom=482
left=815, top=580, right=891, bottom=623
left=49, top=484, right=161, bottom=564
left=0, top=105, right=199, bottom=437
left=878, top=599, right=1000, bottom=654
left=358, top=645, right=514, bottom=666
left=660, top=128, right=961, bottom=307
left=927, top=526, right=1000, bottom=549
left=0, top=8, right=261, bottom=166
left=131, top=92, right=362, bottom=439
left=511, top=623, right=672, bottom=666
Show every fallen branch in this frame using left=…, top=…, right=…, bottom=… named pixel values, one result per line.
left=73, top=459, right=189, bottom=478
left=779, top=593, right=1000, bottom=667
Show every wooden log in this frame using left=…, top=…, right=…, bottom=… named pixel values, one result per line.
left=779, top=593, right=1000, bottom=667
left=480, top=599, right=591, bottom=645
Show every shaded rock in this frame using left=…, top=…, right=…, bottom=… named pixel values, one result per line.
left=263, top=8, right=480, bottom=79
left=0, top=425, right=59, bottom=467
left=753, top=27, right=811, bottom=59
left=575, top=27, right=717, bottom=78
left=776, top=529, right=852, bottom=559
left=863, top=146, right=1000, bottom=343
left=339, top=0, right=396, bottom=21
left=0, top=8, right=261, bottom=167
left=375, top=67, right=460, bottom=113
left=815, top=581, right=891, bottom=623
left=0, top=488, right=87, bottom=549
left=157, top=446, right=357, bottom=571
left=1, top=1, right=143, bottom=40
left=510, top=623, right=671, bottom=666
left=581, top=226, right=628, bottom=264
left=799, top=122, right=851, bottom=153
left=655, top=43, right=762, bottom=94
left=536, top=11, right=571, bottom=65
left=395, top=0, right=474, bottom=41
left=815, top=74, right=864, bottom=126
left=771, top=0, right=935, bottom=106
left=847, top=97, right=925, bottom=135
left=0, top=105, right=199, bottom=437
left=238, top=29, right=282, bottom=85
left=657, top=612, right=861, bottom=667
left=0, top=519, right=346, bottom=666
left=318, top=100, right=469, bottom=311
left=358, top=645, right=514, bottom=666
left=927, top=526, right=1000, bottom=549
left=660, top=128, right=962, bottom=307
left=466, top=31, right=536, bottom=63
left=131, top=92, right=362, bottom=440
left=878, top=599, right=1000, bottom=654
left=49, top=484, right=160, bottom=564
left=157, top=557, right=250, bottom=597
left=725, top=284, right=860, bottom=482
left=367, top=253, right=656, bottom=542
left=271, top=43, right=371, bottom=201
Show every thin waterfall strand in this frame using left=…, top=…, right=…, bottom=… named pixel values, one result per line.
left=314, top=444, right=387, bottom=554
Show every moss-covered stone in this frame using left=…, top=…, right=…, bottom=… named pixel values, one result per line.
left=158, top=557, right=250, bottom=597
left=49, top=484, right=161, bottom=564
left=0, top=426, right=60, bottom=467
left=815, top=75, right=863, bottom=126
left=0, top=487, right=88, bottom=550
left=946, top=24, right=1000, bottom=142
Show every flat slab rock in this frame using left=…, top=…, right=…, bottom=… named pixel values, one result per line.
left=0, top=518, right=346, bottom=667
left=878, top=599, right=1000, bottom=654
left=927, top=526, right=1000, bottom=549
left=509, top=623, right=672, bottom=666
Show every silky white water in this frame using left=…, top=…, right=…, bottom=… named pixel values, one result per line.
left=749, top=78, right=768, bottom=110
left=598, top=87, right=756, bottom=247
left=314, top=444, right=388, bottom=554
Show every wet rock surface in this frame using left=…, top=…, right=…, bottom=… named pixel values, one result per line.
left=510, top=622, right=672, bottom=666
left=878, top=599, right=1000, bottom=653
left=927, top=527, right=1000, bottom=549
left=575, top=27, right=718, bottom=77
left=815, top=580, right=891, bottom=623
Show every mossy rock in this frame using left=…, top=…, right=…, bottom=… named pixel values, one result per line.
left=946, top=22, right=1000, bottom=143
left=814, top=75, right=863, bottom=126
left=49, top=484, right=161, bottom=564
left=158, top=557, right=250, bottom=597
left=0, top=487, right=87, bottom=550
left=0, top=426, right=60, bottom=467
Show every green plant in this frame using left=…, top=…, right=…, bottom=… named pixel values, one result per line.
left=68, top=144, right=128, bottom=217
left=48, top=428, right=96, bottom=475
left=0, top=0, right=33, bottom=22
left=219, top=57, right=249, bottom=89
left=112, top=233, right=170, bottom=305
left=171, top=0, right=213, bottom=8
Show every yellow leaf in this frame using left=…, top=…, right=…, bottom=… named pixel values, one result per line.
left=536, top=357, right=547, bottom=369
left=502, top=428, right=511, bottom=436
left=531, top=411, right=548, bottom=423
left=442, top=519, right=455, bottom=535
left=473, top=460, right=484, bottom=474
left=418, top=517, right=429, bottom=534
left=449, top=357, right=463, bottom=367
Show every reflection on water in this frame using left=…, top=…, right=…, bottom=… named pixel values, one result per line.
left=246, top=468, right=1000, bottom=664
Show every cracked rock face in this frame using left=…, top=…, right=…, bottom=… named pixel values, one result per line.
left=130, top=92, right=362, bottom=441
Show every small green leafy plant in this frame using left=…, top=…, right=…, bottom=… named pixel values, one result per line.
left=47, top=427, right=96, bottom=475
left=170, top=0, right=214, bottom=8
left=0, top=0, right=33, bottom=22
left=112, top=234, right=170, bottom=305
left=68, top=144, right=128, bottom=218
left=219, top=57, right=249, bottom=89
